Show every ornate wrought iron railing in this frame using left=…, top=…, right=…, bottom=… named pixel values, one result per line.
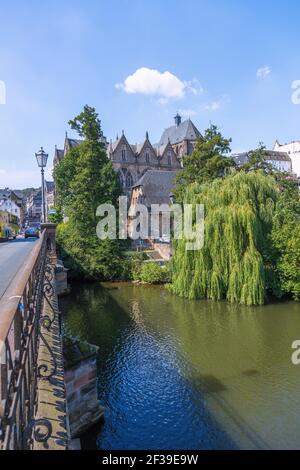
left=0, top=226, right=58, bottom=450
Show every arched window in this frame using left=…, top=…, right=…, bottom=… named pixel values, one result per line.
left=118, top=171, right=124, bottom=187
left=167, top=152, right=172, bottom=166
left=121, top=145, right=127, bottom=161
left=126, top=171, right=133, bottom=188
left=145, top=150, right=150, bottom=163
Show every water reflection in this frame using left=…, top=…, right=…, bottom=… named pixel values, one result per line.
left=61, top=282, right=300, bottom=450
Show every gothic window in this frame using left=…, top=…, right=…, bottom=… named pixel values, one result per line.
left=145, top=149, right=150, bottom=163
left=121, top=145, right=127, bottom=161
left=167, top=152, right=172, bottom=166
left=126, top=171, right=133, bottom=188
left=118, top=170, right=125, bottom=187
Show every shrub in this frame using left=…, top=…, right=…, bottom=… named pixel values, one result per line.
left=135, top=262, right=169, bottom=284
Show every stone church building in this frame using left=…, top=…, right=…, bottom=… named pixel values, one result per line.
left=53, top=114, right=202, bottom=195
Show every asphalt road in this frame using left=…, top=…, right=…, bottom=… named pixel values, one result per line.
left=0, top=237, right=38, bottom=299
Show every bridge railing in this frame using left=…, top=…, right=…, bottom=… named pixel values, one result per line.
left=0, top=226, right=56, bottom=449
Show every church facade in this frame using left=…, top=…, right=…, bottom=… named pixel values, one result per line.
left=53, top=114, right=202, bottom=195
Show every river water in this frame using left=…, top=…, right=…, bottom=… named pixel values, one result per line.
left=61, top=282, right=300, bottom=450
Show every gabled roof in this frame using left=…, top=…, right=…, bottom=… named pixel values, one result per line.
left=159, top=118, right=202, bottom=146
left=109, top=133, right=134, bottom=155
left=0, top=189, right=21, bottom=200
left=54, top=147, right=64, bottom=165
left=135, top=134, right=157, bottom=158
left=12, top=190, right=24, bottom=200
left=153, top=142, right=173, bottom=157
left=132, top=169, right=178, bottom=206
left=45, top=181, right=55, bottom=193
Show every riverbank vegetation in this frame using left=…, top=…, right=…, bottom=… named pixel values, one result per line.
left=171, top=127, right=300, bottom=305
left=133, top=261, right=170, bottom=284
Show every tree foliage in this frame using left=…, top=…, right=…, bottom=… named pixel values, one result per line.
left=240, top=143, right=275, bottom=174
left=271, top=181, right=300, bottom=299
left=54, top=105, right=124, bottom=280
left=175, top=124, right=234, bottom=200
left=68, top=104, right=104, bottom=141
left=171, top=171, right=278, bottom=305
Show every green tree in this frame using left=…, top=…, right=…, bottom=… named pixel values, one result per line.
left=271, top=181, right=300, bottom=299
left=175, top=124, right=233, bottom=200
left=54, top=105, right=124, bottom=280
left=171, top=171, right=278, bottom=306
left=241, top=143, right=274, bottom=174
left=68, top=104, right=104, bottom=141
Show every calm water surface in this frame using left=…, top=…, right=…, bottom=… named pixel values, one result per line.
left=61, top=282, right=300, bottom=450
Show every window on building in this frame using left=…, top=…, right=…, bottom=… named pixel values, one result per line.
left=121, top=146, right=127, bottom=161
left=118, top=171, right=124, bottom=187
left=145, top=150, right=150, bottom=163
left=126, top=171, right=133, bottom=188
left=167, top=152, right=172, bottom=166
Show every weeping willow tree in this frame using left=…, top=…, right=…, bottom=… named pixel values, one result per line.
left=170, top=171, right=278, bottom=306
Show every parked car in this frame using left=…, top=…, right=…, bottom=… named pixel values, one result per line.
left=25, top=227, right=40, bottom=239
left=1, top=225, right=17, bottom=240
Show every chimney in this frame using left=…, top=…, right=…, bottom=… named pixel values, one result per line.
left=174, top=113, right=181, bottom=127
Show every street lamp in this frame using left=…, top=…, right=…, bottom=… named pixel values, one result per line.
left=35, top=146, right=48, bottom=223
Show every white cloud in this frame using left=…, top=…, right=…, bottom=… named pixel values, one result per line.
left=256, top=66, right=271, bottom=79
left=203, top=101, right=222, bottom=111
left=116, top=67, right=202, bottom=101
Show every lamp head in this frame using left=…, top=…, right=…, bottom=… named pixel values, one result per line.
left=35, top=147, right=48, bottom=168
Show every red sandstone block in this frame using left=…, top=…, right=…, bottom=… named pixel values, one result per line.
left=88, top=369, right=97, bottom=380
left=74, top=372, right=90, bottom=389
left=65, top=369, right=75, bottom=382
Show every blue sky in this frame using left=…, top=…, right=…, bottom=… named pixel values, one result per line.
left=1, top=0, right=300, bottom=187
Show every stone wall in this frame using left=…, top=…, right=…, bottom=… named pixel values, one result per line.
left=64, top=339, right=104, bottom=438
left=55, top=260, right=68, bottom=295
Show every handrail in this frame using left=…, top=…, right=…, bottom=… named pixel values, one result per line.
left=0, top=225, right=57, bottom=449
left=0, top=232, right=45, bottom=343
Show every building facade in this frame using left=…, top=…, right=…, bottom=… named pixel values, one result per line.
left=26, top=189, right=42, bottom=222
left=273, top=140, right=300, bottom=177
left=0, top=189, right=22, bottom=223
left=45, top=180, right=55, bottom=214
left=53, top=115, right=201, bottom=195
left=231, top=150, right=293, bottom=173
left=128, top=169, right=177, bottom=240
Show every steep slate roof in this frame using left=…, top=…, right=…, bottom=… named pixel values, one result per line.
left=0, top=189, right=21, bottom=201
left=54, top=148, right=64, bottom=165
left=67, top=138, right=82, bottom=148
left=232, top=151, right=291, bottom=166
left=12, top=190, right=24, bottom=200
left=0, top=189, right=10, bottom=199
left=159, top=118, right=202, bottom=146
left=132, top=170, right=178, bottom=206
left=45, top=181, right=55, bottom=193
left=264, top=150, right=292, bottom=161
left=153, top=143, right=169, bottom=157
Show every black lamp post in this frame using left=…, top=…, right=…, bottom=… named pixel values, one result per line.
left=35, top=147, right=48, bottom=223
left=169, top=192, right=175, bottom=205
